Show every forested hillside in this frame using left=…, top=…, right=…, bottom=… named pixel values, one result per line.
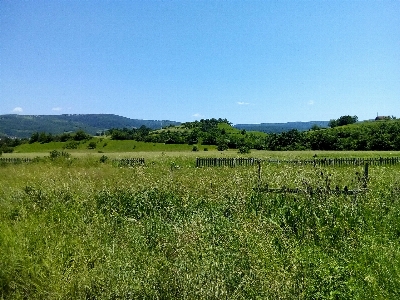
left=102, top=118, right=400, bottom=151
left=0, top=114, right=180, bottom=138
left=3, top=117, right=400, bottom=154
left=234, top=121, right=329, bottom=133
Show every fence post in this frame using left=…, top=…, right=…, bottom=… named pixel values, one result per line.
left=257, top=159, right=262, bottom=189
left=363, top=163, right=369, bottom=188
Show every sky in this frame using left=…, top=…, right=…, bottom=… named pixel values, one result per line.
left=1, top=0, right=399, bottom=124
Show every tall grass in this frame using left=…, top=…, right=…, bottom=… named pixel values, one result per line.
left=1, top=156, right=400, bottom=298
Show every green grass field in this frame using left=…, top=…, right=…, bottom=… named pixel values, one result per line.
left=1, top=150, right=400, bottom=298
left=12, top=138, right=218, bottom=154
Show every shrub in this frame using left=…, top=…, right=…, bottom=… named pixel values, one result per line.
left=87, top=141, right=97, bottom=149
left=49, top=150, right=70, bottom=159
left=217, top=143, right=228, bottom=151
left=73, top=130, right=90, bottom=141
left=99, top=155, right=108, bottom=163
left=63, top=141, right=79, bottom=149
left=238, top=145, right=250, bottom=154
left=192, top=145, right=199, bottom=152
left=0, top=145, right=14, bottom=153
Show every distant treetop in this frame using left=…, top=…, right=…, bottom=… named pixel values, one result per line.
left=328, top=115, right=358, bottom=128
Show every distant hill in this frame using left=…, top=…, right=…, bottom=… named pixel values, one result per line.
left=0, top=114, right=181, bottom=138
left=0, top=114, right=331, bottom=139
left=234, top=121, right=329, bottom=133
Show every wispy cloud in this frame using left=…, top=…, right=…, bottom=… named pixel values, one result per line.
left=237, top=101, right=250, bottom=105
left=52, top=107, right=62, bottom=111
left=308, top=100, right=315, bottom=105
left=12, top=107, right=23, bottom=113
left=192, top=113, right=204, bottom=118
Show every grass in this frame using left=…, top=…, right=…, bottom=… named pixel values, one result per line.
left=1, top=153, right=400, bottom=298
left=13, top=139, right=217, bottom=154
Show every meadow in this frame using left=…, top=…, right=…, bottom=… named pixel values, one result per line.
left=1, top=150, right=400, bottom=299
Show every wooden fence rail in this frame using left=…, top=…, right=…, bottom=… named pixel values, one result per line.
left=0, top=157, right=32, bottom=164
left=196, top=157, right=400, bottom=167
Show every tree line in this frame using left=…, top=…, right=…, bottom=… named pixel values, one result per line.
left=106, top=117, right=400, bottom=151
left=2, top=116, right=400, bottom=155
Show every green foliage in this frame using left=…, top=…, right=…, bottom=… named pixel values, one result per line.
left=63, top=141, right=79, bottom=149
left=0, top=136, right=22, bottom=153
left=192, top=145, right=199, bottom=152
left=99, top=155, right=108, bottom=163
left=29, top=129, right=91, bottom=144
left=73, top=129, right=91, bottom=141
left=10, top=118, right=400, bottom=152
left=238, top=145, right=250, bottom=154
left=0, top=114, right=181, bottom=138
left=87, top=141, right=97, bottom=149
left=49, top=150, right=70, bottom=159
left=217, top=142, right=229, bottom=151
left=310, top=124, right=321, bottom=131
left=0, top=145, right=14, bottom=154
left=329, top=115, right=358, bottom=128
left=108, top=125, right=152, bottom=141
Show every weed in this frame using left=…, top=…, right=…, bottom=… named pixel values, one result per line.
left=1, top=155, right=400, bottom=298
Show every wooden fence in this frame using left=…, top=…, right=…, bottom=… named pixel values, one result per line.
left=0, top=157, right=32, bottom=164
left=196, top=157, right=400, bottom=167
left=113, top=158, right=145, bottom=167
left=196, top=157, right=259, bottom=167
left=268, top=157, right=400, bottom=166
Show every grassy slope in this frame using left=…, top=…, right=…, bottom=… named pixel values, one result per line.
left=12, top=138, right=217, bottom=154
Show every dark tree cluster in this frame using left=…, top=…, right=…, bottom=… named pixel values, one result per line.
left=4, top=115, right=400, bottom=153
left=29, top=129, right=91, bottom=144
left=107, top=116, right=400, bottom=151
left=0, top=136, right=25, bottom=154
left=328, top=115, right=358, bottom=128
left=107, top=126, right=152, bottom=141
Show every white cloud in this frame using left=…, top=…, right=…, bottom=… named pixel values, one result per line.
left=192, top=113, right=203, bottom=118
left=237, top=102, right=249, bottom=105
left=308, top=100, right=315, bottom=105
left=52, top=107, right=62, bottom=111
left=12, top=107, right=23, bottom=113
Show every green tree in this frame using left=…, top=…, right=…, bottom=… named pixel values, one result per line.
left=329, top=115, right=358, bottom=128
left=73, top=129, right=90, bottom=141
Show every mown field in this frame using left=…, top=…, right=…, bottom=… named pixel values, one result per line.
left=1, top=150, right=400, bottom=299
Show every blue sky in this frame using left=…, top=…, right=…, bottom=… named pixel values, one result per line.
left=1, top=0, right=399, bottom=124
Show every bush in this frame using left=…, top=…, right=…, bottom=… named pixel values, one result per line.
left=0, top=145, right=14, bottom=153
left=73, top=130, right=90, bottom=141
left=63, top=141, right=79, bottom=149
left=49, top=150, right=70, bottom=159
left=217, top=143, right=228, bottom=151
left=238, top=145, right=250, bottom=154
left=192, top=145, right=199, bottom=152
left=87, top=141, right=97, bottom=149
left=99, top=155, right=108, bottom=163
